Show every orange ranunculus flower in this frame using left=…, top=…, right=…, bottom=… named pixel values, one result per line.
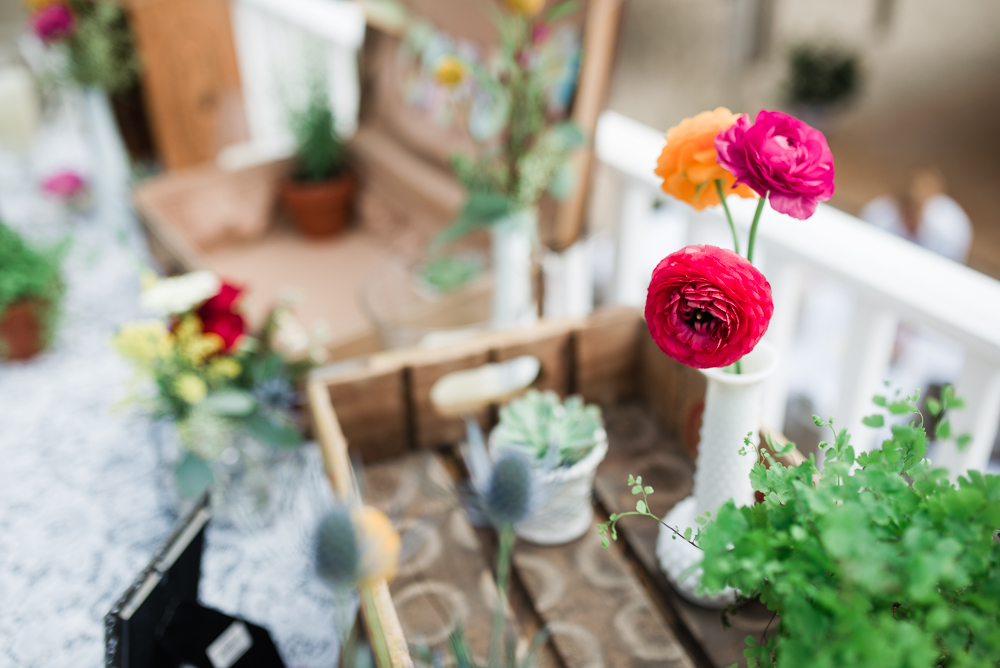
left=655, top=107, right=758, bottom=210
left=506, top=0, right=546, bottom=16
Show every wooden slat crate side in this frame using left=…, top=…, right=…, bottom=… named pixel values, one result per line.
left=410, top=350, right=492, bottom=449
left=492, top=328, right=574, bottom=398
left=638, top=332, right=706, bottom=456
left=326, top=365, right=412, bottom=461
left=574, top=308, right=644, bottom=406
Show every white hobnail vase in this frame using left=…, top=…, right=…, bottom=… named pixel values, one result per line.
left=656, top=340, right=778, bottom=607
left=490, top=208, right=539, bottom=330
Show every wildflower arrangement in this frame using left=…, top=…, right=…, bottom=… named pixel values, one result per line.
left=600, top=390, right=1000, bottom=668
left=316, top=503, right=401, bottom=668
left=491, top=389, right=605, bottom=466
left=647, top=108, right=835, bottom=372
left=27, top=0, right=139, bottom=93
left=114, top=271, right=319, bottom=496
left=430, top=0, right=586, bottom=245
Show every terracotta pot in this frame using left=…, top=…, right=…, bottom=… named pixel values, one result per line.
left=279, top=171, right=357, bottom=238
left=0, top=300, right=45, bottom=361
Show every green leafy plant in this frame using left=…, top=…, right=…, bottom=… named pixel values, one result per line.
left=787, top=45, right=859, bottom=109
left=492, top=390, right=605, bottom=466
left=601, top=389, right=1000, bottom=668
left=289, top=70, right=347, bottom=183
left=0, top=221, right=66, bottom=346
left=66, top=0, right=139, bottom=93
left=417, top=253, right=484, bottom=294
left=433, top=2, right=585, bottom=246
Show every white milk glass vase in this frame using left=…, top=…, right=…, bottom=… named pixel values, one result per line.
left=490, top=207, right=539, bottom=330
left=656, top=340, right=778, bottom=607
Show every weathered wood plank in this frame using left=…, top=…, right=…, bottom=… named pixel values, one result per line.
left=575, top=308, right=642, bottom=406
left=595, top=406, right=773, bottom=668
left=326, top=365, right=411, bottom=461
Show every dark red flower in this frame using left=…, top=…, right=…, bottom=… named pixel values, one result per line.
left=645, top=245, right=773, bottom=369
left=196, top=281, right=245, bottom=351
left=200, top=309, right=245, bottom=352
left=199, top=281, right=242, bottom=313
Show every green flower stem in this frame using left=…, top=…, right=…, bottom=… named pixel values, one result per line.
left=746, top=193, right=768, bottom=265
left=360, top=586, right=392, bottom=668
left=714, top=179, right=740, bottom=256
left=489, top=524, right=516, bottom=668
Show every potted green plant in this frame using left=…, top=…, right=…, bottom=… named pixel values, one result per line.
left=0, top=221, right=65, bottom=361
left=279, top=72, right=355, bottom=238
left=786, top=44, right=860, bottom=128
left=600, top=388, right=1000, bottom=667
left=489, top=389, right=607, bottom=545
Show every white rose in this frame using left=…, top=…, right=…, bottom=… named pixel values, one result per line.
left=140, top=270, right=221, bottom=315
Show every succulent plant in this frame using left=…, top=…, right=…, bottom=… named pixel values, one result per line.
left=493, top=390, right=605, bottom=467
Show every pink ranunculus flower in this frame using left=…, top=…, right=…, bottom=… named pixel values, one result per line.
left=41, top=170, right=86, bottom=200
left=714, top=110, right=835, bottom=220
left=31, top=2, right=75, bottom=44
left=645, top=245, right=773, bottom=369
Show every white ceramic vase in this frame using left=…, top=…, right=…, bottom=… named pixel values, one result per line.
left=656, top=340, right=778, bottom=607
left=490, top=208, right=539, bottom=330
left=490, top=433, right=609, bottom=546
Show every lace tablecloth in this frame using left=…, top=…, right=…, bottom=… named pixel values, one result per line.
left=0, top=94, right=340, bottom=667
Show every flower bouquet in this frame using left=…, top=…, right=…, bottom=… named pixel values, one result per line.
left=489, top=389, right=607, bottom=544
left=427, top=0, right=586, bottom=328
left=645, top=107, right=835, bottom=603
left=115, top=270, right=320, bottom=522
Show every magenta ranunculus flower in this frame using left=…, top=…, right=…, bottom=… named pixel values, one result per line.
left=31, top=2, right=75, bottom=44
left=645, top=245, right=773, bottom=369
left=714, top=110, right=835, bottom=220
left=41, top=170, right=86, bottom=199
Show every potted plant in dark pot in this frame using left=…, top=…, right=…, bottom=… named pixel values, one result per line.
left=279, top=73, right=355, bottom=238
left=0, top=221, right=66, bottom=361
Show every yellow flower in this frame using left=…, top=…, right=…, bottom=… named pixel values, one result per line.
left=506, top=0, right=546, bottom=16
left=174, top=374, right=208, bottom=405
left=654, top=107, right=758, bottom=210
left=354, top=506, right=401, bottom=586
left=434, top=55, right=465, bottom=88
left=207, top=357, right=241, bottom=380
left=174, top=315, right=223, bottom=365
left=113, top=321, right=173, bottom=367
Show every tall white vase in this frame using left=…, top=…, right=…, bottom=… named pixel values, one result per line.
left=490, top=208, right=539, bottom=330
left=656, top=340, right=778, bottom=607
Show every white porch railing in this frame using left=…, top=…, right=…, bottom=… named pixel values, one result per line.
left=221, top=0, right=366, bottom=169
left=595, top=109, right=1000, bottom=477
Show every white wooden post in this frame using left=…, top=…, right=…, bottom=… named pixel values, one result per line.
left=611, top=180, right=656, bottom=307
left=760, top=254, right=805, bottom=433
left=837, top=296, right=899, bottom=446
left=933, top=354, right=1000, bottom=477
left=542, top=239, right=594, bottom=319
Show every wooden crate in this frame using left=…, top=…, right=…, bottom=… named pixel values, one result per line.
left=308, top=308, right=785, bottom=668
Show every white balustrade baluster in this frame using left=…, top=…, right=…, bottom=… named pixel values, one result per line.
left=760, top=253, right=805, bottom=433
left=837, top=296, right=899, bottom=446
left=611, top=180, right=656, bottom=307
left=933, top=354, right=1000, bottom=477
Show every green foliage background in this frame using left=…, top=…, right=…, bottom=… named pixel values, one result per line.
left=697, top=390, right=1000, bottom=668
left=65, top=0, right=139, bottom=93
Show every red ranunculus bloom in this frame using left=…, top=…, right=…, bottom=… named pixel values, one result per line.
left=644, top=245, right=773, bottom=369
left=197, top=281, right=245, bottom=351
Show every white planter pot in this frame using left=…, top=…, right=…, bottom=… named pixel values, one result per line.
left=656, top=341, right=778, bottom=607
left=490, top=208, right=539, bottom=330
left=490, top=433, right=608, bottom=546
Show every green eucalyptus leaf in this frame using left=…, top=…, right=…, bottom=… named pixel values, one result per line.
left=175, top=452, right=214, bottom=499
left=200, top=389, right=256, bottom=416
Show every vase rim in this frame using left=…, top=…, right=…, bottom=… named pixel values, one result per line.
left=699, top=339, right=778, bottom=385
